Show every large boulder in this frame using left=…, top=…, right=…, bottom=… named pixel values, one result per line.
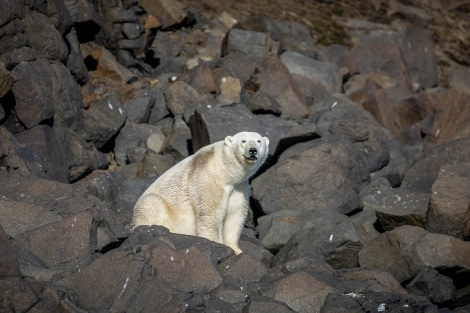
left=426, top=163, right=470, bottom=239
left=252, top=137, right=361, bottom=215
left=358, top=225, right=470, bottom=283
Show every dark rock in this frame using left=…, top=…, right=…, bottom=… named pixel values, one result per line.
left=280, top=50, right=342, bottom=94
left=252, top=138, right=361, bottom=215
left=161, top=116, right=192, bottom=159
left=84, top=93, right=127, bottom=150
left=316, top=105, right=391, bottom=173
left=0, top=46, right=36, bottom=70
left=147, top=85, right=170, bottom=124
left=148, top=31, right=180, bottom=59
left=359, top=176, right=430, bottom=232
left=247, top=91, right=282, bottom=116
left=16, top=125, right=68, bottom=183
left=113, top=177, right=155, bottom=231
left=405, top=267, right=456, bottom=305
left=426, top=88, right=470, bottom=148
left=0, top=19, right=28, bottom=57
left=11, top=59, right=55, bottom=129
left=189, top=104, right=317, bottom=158
left=74, top=169, right=126, bottom=210
left=0, top=224, right=21, bottom=277
left=61, top=226, right=232, bottom=312
left=114, top=122, right=163, bottom=165
left=427, top=163, right=470, bottom=239
left=233, top=16, right=282, bottom=42
left=121, top=22, right=143, bottom=39
left=183, top=61, right=217, bottom=93
left=216, top=52, right=258, bottom=82
left=254, top=55, right=311, bottom=119
left=123, top=93, right=154, bottom=123
left=222, top=28, right=276, bottom=62
left=401, top=138, right=470, bottom=193
left=246, top=300, right=294, bottom=313
left=220, top=253, right=268, bottom=284
left=358, top=225, right=470, bottom=283
left=268, top=271, right=336, bottom=313
left=448, top=67, right=470, bottom=93
left=65, top=28, right=89, bottom=85
left=272, top=210, right=363, bottom=269
left=321, top=291, right=439, bottom=313
left=24, top=10, right=68, bottom=62
left=217, top=75, right=241, bottom=105
left=139, top=0, right=187, bottom=29
left=64, top=0, right=102, bottom=42
left=0, top=62, right=15, bottom=98
left=164, top=80, right=206, bottom=116
left=0, top=126, right=47, bottom=179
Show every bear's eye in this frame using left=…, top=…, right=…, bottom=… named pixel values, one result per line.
left=257, top=140, right=261, bottom=143
left=242, top=140, right=246, bottom=143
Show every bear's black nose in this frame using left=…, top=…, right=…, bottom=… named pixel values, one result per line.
left=249, top=148, right=257, bottom=156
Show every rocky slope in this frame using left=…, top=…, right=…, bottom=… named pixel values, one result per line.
left=0, top=0, right=470, bottom=312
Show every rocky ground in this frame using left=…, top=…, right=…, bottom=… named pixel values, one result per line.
left=1, top=0, right=470, bottom=312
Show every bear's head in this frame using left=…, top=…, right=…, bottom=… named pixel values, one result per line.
left=224, top=132, right=269, bottom=170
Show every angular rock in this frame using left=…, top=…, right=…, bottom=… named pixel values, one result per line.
left=139, top=0, right=187, bottom=28
left=161, top=116, right=192, bottom=159
left=247, top=91, right=282, bottom=116
left=252, top=138, right=361, bottom=215
left=85, top=94, right=127, bottom=149
left=122, top=93, right=154, bottom=123
left=164, top=80, right=206, bottom=116
left=65, top=28, right=89, bottom=85
left=114, top=122, right=162, bottom=165
left=254, top=55, right=311, bottom=119
left=426, top=88, right=470, bottom=147
left=113, top=177, right=155, bottom=231
left=16, top=125, right=69, bottom=183
left=183, top=61, right=217, bottom=93
left=216, top=52, right=258, bottom=82
left=61, top=226, right=233, bottom=312
left=0, top=62, right=15, bottom=98
left=270, top=271, right=335, bottom=313
left=24, top=10, right=68, bottom=62
left=0, top=127, right=47, bottom=179
left=64, top=0, right=101, bottom=42
left=316, top=105, right=391, bottom=173
left=188, top=104, right=317, bottom=158
left=217, top=76, right=241, bottom=105
left=273, top=210, right=363, bottom=269
left=405, top=267, right=456, bottom=305
left=401, top=138, right=470, bottom=193
left=147, top=85, right=170, bottom=124
left=220, top=253, right=268, bottom=284
left=0, top=224, right=21, bottom=276
left=280, top=51, right=342, bottom=93
left=222, top=28, right=275, bottom=62
left=448, top=67, right=470, bottom=93
left=427, top=163, right=470, bottom=239
left=11, top=59, right=55, bottom=129
left=13, top=211, right=103, bottom=273
left=359, top=176, right=430, bottom=232
left=92, top=46, right=137, bottom=84
left=358, top=225, right=470, bottom=283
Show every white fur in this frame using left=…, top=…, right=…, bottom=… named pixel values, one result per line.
left=132, top=131, right=269, bottom=254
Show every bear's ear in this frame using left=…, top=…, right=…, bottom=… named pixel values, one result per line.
left=263, top=137, right=270, bottom=146
left=224, top=136, right=233, bottom=146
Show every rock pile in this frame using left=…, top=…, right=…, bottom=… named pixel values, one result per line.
left=1, top=0, right=470, bottom=312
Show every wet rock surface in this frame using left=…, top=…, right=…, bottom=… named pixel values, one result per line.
left=1, top=0, right=470, bottom=312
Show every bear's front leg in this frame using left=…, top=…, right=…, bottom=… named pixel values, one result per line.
left=194, top=185, right=231, bottom=245
left=223, top=183, right=249, bottom=255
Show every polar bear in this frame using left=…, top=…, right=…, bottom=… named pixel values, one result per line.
left=132, top=131, right=269, bottom=254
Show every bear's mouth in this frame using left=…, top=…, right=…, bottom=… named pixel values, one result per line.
left=245, top=155, right=258, bottom=162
